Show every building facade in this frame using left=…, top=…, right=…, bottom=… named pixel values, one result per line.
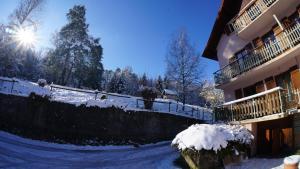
left=203, top=0, right=300, bottom=155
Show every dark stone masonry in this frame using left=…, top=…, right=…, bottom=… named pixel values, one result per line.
left=0, top=93, right=202, bottom=145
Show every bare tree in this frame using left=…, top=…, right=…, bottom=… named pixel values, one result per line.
left=9, top=0, right=44, bottom=29
left=165, top=29, right=203, bottom=108
left=200, top=81, right=224, bottom=108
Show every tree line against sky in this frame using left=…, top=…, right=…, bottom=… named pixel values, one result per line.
left=0, top=0, right=223, bottom=107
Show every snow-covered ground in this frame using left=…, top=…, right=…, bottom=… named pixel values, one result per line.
left=0, top=77, right=212, bottom=121
left=0, top=131, right=180, bottom=169
left=0, top=77, right=50, bottom=97
left=0, top=130, right=291, bottom=169
left=226, top=158, right=285, bottom=169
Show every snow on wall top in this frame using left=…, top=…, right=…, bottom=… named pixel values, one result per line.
left=172, top=124, right=254, bottom=152
left=163, top=89, right=178, bottom=96
left=0, top=77, right=212, bottom=121
left=0, top=77, right=50, bottom=97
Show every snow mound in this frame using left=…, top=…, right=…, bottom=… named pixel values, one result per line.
left=284, top=155, right=300, bottom=165
left=172, top=124, right=254, bottom=152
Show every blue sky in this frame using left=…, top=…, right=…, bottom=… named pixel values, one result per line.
left=0, top=0, right=220, bottom=79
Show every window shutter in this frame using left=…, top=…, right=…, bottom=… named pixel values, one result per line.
left=256, top=82, right=265, bottom=93
left=235, top=89, right=243, bottom=99
left=291, top=69, right=300, bottom=89
left=266, top=80, right=276, bottom=90
left=253, top=37, right=263, bottom=48
left=282, top=18, right=292, bottom=28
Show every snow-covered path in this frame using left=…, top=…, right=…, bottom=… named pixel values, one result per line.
left=0, top=131, right=180, bottom=169
left=225, top=158, right=284, bottom=169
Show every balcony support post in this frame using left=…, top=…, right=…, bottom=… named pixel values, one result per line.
left=252, top=99, right=256, bottom=119
left=296, top=88, right=300, bottom=105
left=272, top=14, right=284, bottom=31
left=278, top=90, right=284, bottom=114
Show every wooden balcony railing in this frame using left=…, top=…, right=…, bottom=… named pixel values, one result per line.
left=214, top=23, right=300, bottom=85
left=228, top=0, right=277, bottom=33
left=214, top=87, right=300, bottom=122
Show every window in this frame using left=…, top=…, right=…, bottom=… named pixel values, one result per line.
left=262, top=30, right=281, bottom=57
left=262, top=30, right=276, bottom=44
left=265, top=77, right=276, bottom=90
left=234, top=44, right=253, bottom=72
left=235, top=89, right=243, bottom=99
left=255, top=81, right=265, bottom=93
left=235, top=44, right=252, bottom=59
left=243, top=84, right=256, bottom=97
left=289, top=11, right=300, bottom=25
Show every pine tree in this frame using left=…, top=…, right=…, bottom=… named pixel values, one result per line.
left=108, top=68, right=121, bottom=93
left=44, top=5, right=103, bottom=88
left=121, top=66, right=139, bottom=95
left=117, top=72, right=126, bottom=94
left=155, top=75, right=163, bottom=93
left=140, top=73, right=148, bottom=86
left=84, top=38, right=104, bottom=89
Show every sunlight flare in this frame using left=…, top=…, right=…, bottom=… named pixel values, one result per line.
left=14, top=27, right=37, bottom=48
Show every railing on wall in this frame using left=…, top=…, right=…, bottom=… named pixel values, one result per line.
left=214, top=87, right=300, bottom=122
left=228, top=0, right=277, bottom=33
left=135, top=98, right=208, bottom=120
left=49, top=84, right=212, bottom=121
left=0, top=77, right=18, bottom=93
left=215, top=23, right=300, bottom=85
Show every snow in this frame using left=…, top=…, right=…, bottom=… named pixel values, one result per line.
left=226, top=158, right=285, bottom=169
left=51, top=87, right=212, bottom=121
left=0, top=130, right=294, bottom=169
left=0, top=77, right=212, bottom=121
left=0, top=130, right=181, bottom=169
left=172, top=124, right=254, bottom=152
left=223, top=87, right=282, bottom=106
left=226, top=155, right=300, bottom=169
left=0, top=77, right=50, bottom=97
left=163, top=89, right=177, bottom=95
left=284, top=155, right=300, bottom=165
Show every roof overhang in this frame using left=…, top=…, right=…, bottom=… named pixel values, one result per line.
left=202, top=0, right=243, bottom=61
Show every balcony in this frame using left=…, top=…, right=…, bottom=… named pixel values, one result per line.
left=229, top=0, right=276, bottom=32
left=214, top=23, right=300, bottom=86
left=228, top=0, right=298, bottom=39
left=214, top=87, right=300, bottom=123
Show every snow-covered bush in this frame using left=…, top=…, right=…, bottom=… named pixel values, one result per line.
left=140, top=87, right=157, bottom=109
left=37, top=79, right=47, bottom=87
left=172, top=124, right=253, bottom=152
left=172, top=124, right=254, bottom=169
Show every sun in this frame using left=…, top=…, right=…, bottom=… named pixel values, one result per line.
left=14, top=28, right=37, bottom=48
